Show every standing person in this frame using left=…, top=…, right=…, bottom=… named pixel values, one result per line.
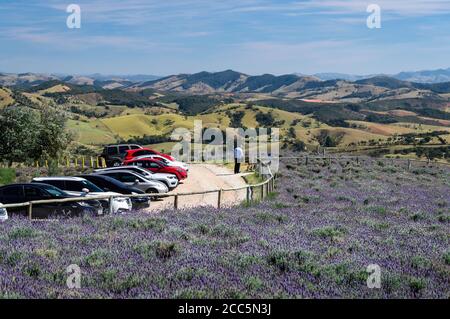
left=234, top=144, right=244, bottom=174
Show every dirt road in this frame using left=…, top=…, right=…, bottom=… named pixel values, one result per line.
left=149, top=164, right=249, bottom=211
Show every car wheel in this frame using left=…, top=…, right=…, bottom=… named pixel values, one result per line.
left=113, top=160, right=122, bottom=167
left=59, top=208, right=73, bottom=218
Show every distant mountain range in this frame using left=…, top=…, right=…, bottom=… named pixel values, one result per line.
left=1, top=68, right=450, bottom=104
left=314, top=68, right=450, bottom=83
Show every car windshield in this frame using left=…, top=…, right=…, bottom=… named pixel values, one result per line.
left=81, top=180, right=104, bottom=192
left=153, top=160, right=167, bottom=167
left=40, top=184, right=68, bottom=197
left=93, top=175, right=128, bottom=188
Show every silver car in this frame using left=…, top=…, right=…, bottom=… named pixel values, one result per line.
left=94, top=170, right=169, bottom=194
left=94, top=166, right=178, bottom=189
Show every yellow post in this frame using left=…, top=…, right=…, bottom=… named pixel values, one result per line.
left=75, top=157, right=78, bottom=168
left=66, top=157, right=70, bottom=168
left=96, top=157, right=100, bottom=168
left=90, top=157, right=94, bottom=168
left=45, top=160, right=48, bottom=168
left=82, top=157, right=85, bottom=169
left=35, top=161, right=39, bottom=168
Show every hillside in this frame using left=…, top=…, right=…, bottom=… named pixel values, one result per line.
left=1, top=74, right=448, bottom=160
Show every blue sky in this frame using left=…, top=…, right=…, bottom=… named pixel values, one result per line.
left=0, top=0, right=449, bottom=76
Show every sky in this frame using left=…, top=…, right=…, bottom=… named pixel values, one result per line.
left=0, top=0, right=449, bottom=76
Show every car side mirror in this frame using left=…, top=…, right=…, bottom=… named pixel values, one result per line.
left=81, top=188, right=90, bottom=195
left=134, top=179, right=140, bottom=185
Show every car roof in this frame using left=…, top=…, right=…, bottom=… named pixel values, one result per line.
left=97, top=170, right=139, bottom=175
left=95, top=166, right=150, bottom=172
left=0, top=183, right=53, bottom=188
left=33, top=176, right=87, bottom=182
left=106, top=144, right=142, bottom=148
left=128, top=157, right=162, bottom=162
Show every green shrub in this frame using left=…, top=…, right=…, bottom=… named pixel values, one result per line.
left=0, top=168, right=15, bottom=185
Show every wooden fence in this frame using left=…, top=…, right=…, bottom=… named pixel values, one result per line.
left=275, top=155, right=450, bottom=169
left=0, top=161, right=275, bottom=220
left=33, top=157, right=107, bottom=169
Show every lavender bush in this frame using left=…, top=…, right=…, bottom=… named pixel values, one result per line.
left=0, top=157, right=448, bottom=298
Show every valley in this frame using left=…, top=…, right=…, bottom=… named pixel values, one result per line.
left=0, top=70, right=449, bottom=162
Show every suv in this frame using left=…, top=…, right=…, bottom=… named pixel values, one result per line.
left=94, top=166, right=179, bottom=189
left=32, top=177, right=132, bottom=214
left=0, top=183, right=103, bottom=218
left=77, top=174, right=151, bottom=209
left=101, top=144, right=142, bottom=167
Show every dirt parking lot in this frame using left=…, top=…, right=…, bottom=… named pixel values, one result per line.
left=148, top=163, right=248, bottom=211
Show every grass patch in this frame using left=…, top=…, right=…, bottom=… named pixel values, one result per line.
left=312, top=226, right=347, bottom=242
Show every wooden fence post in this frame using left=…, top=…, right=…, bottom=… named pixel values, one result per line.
left=408, top=159, right=411, bottom=171
left=174, top=194, right=179, bottom=210
left=305, top=156, right=308, bottom=166
left=28, top=203, right=33, bottom=220
left=246, top=187, right=251, bottom=204
left=261, top=184, right=264, bottom=199
left=217, top=189, right=222, bottom=209
left=109, top=196, right=114, bottom=215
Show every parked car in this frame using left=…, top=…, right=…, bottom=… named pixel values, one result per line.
left=0, top=204, right=8, bottom=222
left=134, top=154, right=189, bottom=172
left=32, top=177, right=132, bottom=214
left=94, top=170, right=169, bottom=194
left=101, top=144, right=143, bottom=167
left=77, top=174, right=151, bottom=209
left=124, top=148, right=174, bottom=162
left=123, top=158, right=188, bottom=181
left=94, top=166, right=179, bottom=189
left=0, top=183, right=103, bottom=219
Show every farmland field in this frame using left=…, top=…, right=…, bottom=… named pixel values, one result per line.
left=0, top=156, right=448, bottom=298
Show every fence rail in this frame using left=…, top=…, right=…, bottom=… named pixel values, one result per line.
left=0, top=161, right=275, bottom=220
left=274, top=155, right=450, bottom=168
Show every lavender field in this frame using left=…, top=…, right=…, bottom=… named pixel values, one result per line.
left=0, top=157, right=449, bottom=298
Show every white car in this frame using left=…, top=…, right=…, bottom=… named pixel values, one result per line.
left=94, top=166, right=179, bottom=189
left=134, top=155, right=189, bottom=172
left=32, top=177, right=132, bottom=214
left=0, top=204, right=8, bottom=222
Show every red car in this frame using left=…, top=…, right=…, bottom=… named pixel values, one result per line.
left=123, top=158, right=187, bottom=181
left=124, top=148, right=174, bottom=162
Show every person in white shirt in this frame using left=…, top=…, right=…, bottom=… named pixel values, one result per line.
left=234, top=145, right=244, bottom=174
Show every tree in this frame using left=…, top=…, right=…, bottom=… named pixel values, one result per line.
left=0, top=107, right=41, bottom=166
left=35, top=108, right=73, bottom=159
left=0, top=107, right=72, bottom=166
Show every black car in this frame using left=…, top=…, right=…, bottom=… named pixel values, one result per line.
left=0, top=183, right=103, bottom=219
left=101, top=144, right=142, bottom=167
left=77, top=174, right=150, bottom=209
